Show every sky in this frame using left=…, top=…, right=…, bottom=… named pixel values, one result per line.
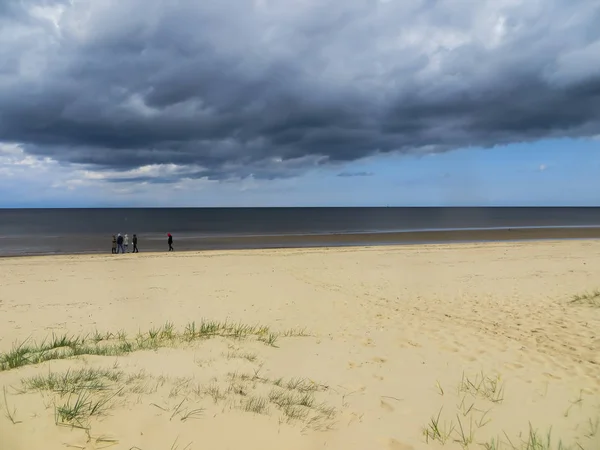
left=0, top=0, right=599, bottom=207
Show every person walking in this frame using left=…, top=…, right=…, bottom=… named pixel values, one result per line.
left=167, top=233, right=173, bottom=251
left=124, top=234, right=129, bottom=253
left=132, top=234, right=139, bottom=253
left=117, top=234, right=124, bottom=254
left=111, top=235, right=117, bottom=254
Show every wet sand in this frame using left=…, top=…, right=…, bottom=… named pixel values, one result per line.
left=2, top=225, right=600, bottom=257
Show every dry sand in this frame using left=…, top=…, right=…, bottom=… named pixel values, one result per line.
left=0, top=240, right=599, bottom=450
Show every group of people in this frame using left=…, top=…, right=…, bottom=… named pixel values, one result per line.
left=111, top=233, right=174, bottom=254
left=111, top=233, right=138, bottom=254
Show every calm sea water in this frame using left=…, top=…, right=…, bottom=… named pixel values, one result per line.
left=1, top=207, right=600, bottom=256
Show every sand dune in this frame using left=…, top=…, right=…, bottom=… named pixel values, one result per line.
left=1, top=240, right=599, bottom=450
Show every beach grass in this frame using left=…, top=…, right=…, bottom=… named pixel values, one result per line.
left=242, top=396, right=270, bottom=414
left=1, top=320, right=331, bottom=433
left=502, top=425, right=567, bottom=450
left=425, top=412, right=584, bottom=450
left=204, top=383, right=226, bottom=404
left=227, top=370, right=328, bottom=394
left=455, top=414, right=475, bottom=448
left=167, top=398, right=204, bottom=422
left=131, top=438, right=192, bottom=450
left=224, top=370, right=334, bottom=427
left=12, top=355, right=336, bottom=433
left=422, top=407, right=454, bottom=445
left=225, top=350, right=258, bottom=362
left=54, top=391, right=100, bottom=427
left=0, top=320, right=308, bottom=372
left=20, top=367, right=124, bottom=394
left=3, top=386, right=21, bottom=425
left=569, top=290, right=600, bottom=307
left=423, top=374, right=597, bottom=450
left=458, top=371, right=505, bottom=404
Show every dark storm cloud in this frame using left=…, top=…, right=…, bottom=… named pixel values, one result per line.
left=1, top=0, right=600, bottom=182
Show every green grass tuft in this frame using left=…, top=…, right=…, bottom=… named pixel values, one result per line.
left=422, top=407, right=454, bottom=445
left=258, top=333, right=279, bottom=347
left=0, top=321, right=306, bottom=373
left=243, top=396, right=270, bottom=414
left=481, top=424, right=579, bottom=450
left=459, top=371, right=505, bottom=403
left=54, top=387, right=120, bottom=428
left=21, top=367, right=123, bottom=394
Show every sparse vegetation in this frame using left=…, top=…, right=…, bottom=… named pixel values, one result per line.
left=424, top=374, right=597, bottom=450
left=204, top=383, right=226, bottom=404
left=585, top=417, right=599, bottom=438
left=457, top=394, right=475, bottom=417
left=258, top=333, right=279, bottom=347
left=423, top=407, right=454, bottom=445
left=225, top=350, right=258, bottom=362
left=3, top=386, right=21, bottom=424
left=0, top=317, right=337, bottom=438
left=481, top=437, right=501, bottom=450
left=21, top=367, right=124, bottom=394
left=505, top=424, right=566, bottom=450
left=459, top=371, right=505, bottom=404
left=436, top=380, right=445, bottom=396
left=227, top=371, right=328, bottom=394
left=165, top=438, right=193, bottom=450
left=0, top=321, right=309, bottom=372
left=54, top=387, right=121, bottom=428
left=281, top=327, right=309, bottom=337
left=13, top=362, right=336, bottom=434
left=564, top=390, right=584, bottom=418
left=475, top=408, right=492, bottom=429
left=224, top=370, right=334, bottom=428
left=455, top=414, right=474, bottom=448
left=569, top=290, right=600, bottom=307
left=423, top=372, right=502, bottom=445
left=243, top=396, right=270, bottom=414
left=166, top=398, right=204, bottom=422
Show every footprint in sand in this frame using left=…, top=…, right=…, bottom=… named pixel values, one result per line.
left=399, top=340, right=421, bottom=348
left=440, top=342, right=459, bottom=353
left=385, top=438, right=415, bottom=450
left=503, top=362, right=524, bottom=370
left=543, top=372, right=562, bottom=380
left=380, top=399, right=395, bottom=412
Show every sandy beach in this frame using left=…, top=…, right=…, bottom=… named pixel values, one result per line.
left=1, top=240, right=599, bottom=450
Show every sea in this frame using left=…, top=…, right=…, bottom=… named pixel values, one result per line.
left=1, top=207, right=600, bottom=257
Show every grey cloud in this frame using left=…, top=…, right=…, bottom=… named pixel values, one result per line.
left=0, top=0, right=599, bottom=183
left=337, top=171, right=374, bottom=178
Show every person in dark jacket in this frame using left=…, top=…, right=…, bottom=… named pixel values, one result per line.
left=168, top=233, right=173, bottom=251
left=132, top=234, right=139, bottom=253
left=111, top=235, right=117, bottom=254
left=117, top=234, right=124, bottom=254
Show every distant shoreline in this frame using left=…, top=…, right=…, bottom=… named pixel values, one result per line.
left=2, top=226, right=600, bottom=258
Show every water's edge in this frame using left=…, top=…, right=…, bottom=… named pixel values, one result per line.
left=2, top=226, right=599, bottom=258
